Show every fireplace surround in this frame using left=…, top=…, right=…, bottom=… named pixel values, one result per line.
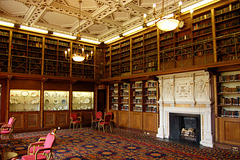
left=156, top=70, right=213, bottom=147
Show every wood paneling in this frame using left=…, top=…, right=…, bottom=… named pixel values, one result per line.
left=57, top=111, right=69, bottom=126
left=72, top=82, right=95, bottom=91
left=9, top=113, right=24, bottom=129
left=130, top=111, right=142, bottom=130
left=219, top=117, right=240, bottom=146
left=143, top=112, right=158, bottom=132
left=44, top=81, right=70, bottom=90
left=118, top=111, right=129, bottom=128
left=26, top=113, right=40, bottom=128
left=10, top=80, right=41, bottom=89
left=44, top=112, right=56, bottom=128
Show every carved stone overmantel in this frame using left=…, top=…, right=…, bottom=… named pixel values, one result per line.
left=156, top=70, right=213, bottom=148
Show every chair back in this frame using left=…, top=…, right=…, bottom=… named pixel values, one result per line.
left=104, top=115, right=112, bottom=123
left=96, top=112, right=102, bottom=119
left=70, top=113, right=78, bottom=121
left=8, top=117, right=15, bottom=125
left=44, top=133, right=55, bottom=148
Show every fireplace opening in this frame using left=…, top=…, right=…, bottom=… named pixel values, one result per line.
left=169, top=113, right=201, bottom=144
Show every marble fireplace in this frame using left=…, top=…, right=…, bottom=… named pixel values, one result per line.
left=156, top=70, right=213, bottom=147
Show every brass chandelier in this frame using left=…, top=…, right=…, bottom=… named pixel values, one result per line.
left=65, top=0, right=93, bottom=62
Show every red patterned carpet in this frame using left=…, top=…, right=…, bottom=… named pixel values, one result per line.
left=1, top=128, right=239, bottom=159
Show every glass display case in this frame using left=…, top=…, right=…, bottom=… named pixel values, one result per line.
left=44, top=90, right=69, bottom=111
left=72, top=91, right=94, bottom=110
left=10, top=90, right=40, bottom=112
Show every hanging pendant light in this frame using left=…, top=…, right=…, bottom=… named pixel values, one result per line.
left=153, top=0, right=182, bottom=32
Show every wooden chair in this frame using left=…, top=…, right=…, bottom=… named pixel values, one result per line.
left=22, top=132, right=56, bottom=160
left=98, top=114, right=112, bottom=133
left=69, top=113, right=82, bottom=129
left=91, top=111, right=102, bottom=129
left=0, top=117, right=16, bottom=140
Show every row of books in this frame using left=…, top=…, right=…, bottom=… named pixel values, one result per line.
left=119, top=91, right=128, bottom=96
left=192, top=21, right=211, bottom=30
left=216, top=19, right=240, bottom=31
left=145, top=98, right=157, bottom=104
left=120, top=99, right=128, bottom=103
left=0, top=30, right=9, bottom=36
left=215, top=11, right=240, bottom=23
left=221, top=109, right=239, bottom=118
left=133, top=91, right=142, bottom=96
left=219, top=86, right=240, bottom=93
left=145, top=81, right=157, bottom=88
left=215, top=3, right=240, bottom=16
left=219, top=74, right=240, bottom=82
left=219, top=97, right=240, bottom=105
left=193, top=13, right=211, bottom=22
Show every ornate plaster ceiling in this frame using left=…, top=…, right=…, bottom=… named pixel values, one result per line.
left=0, top=0, right=200, bottom=42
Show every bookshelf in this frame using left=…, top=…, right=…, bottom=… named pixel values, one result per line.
left=143, top=80, right=158, bottom=113
left=83, top=45, right=94, bottom=79
left=111, top=44, right=120, bottom=77
left=0, top=29, right=9, bottom=72
left=192, top=11, right=214, bottom=65
left=120, top=40, right=130, bottom=76
left=132, top=35, right=144, bottom=74
left=216, top=70, right=240, bottom=146
left=104, top=46, right=110, bottom=78
left=215, top=1, right=240, bottom=62
left=131, top=81, right=143, bottom=112
left=119, top=82, right=129, bottom=111
left=109, top=83, right=118, bottom=110
left=144, top=30, right=158, bottom=72
left=159, top=31, right=175, bottom=70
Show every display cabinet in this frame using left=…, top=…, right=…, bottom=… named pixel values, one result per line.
left=44, top=90, right=69, bottom=111
left=9, top=89, right=40, bottom=112
left=72, top=91, right=94, bottom=110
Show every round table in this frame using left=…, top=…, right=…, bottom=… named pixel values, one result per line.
left=3, top=152, right=18, bottom=160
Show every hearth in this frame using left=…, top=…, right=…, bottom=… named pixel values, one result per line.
left=169, top=113, right=200, bottom=144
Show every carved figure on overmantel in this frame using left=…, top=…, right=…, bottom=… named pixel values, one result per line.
left=164, top=82, right=171, bottom=94
left=195, top=79, right=208, bottom=100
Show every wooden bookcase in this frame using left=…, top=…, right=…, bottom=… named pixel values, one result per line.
left=120, top=40, right=130, bottom=76
left=215, top=70, right=240, bottom=147
left=214, top=2, right=240, bottom=62
left=0, top=29, right=10, bottom=72
left=104, top=46, right=110, bottom=78
left=132, top=35, right=144, bottom=74
left=144, top=30, right=158, bottom=72
left=108, top=79, right=158, bottom=133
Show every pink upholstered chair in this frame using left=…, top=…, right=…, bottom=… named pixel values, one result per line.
left=22, top=132, right=56, bottom=160
left=98, top=114, right=112, bottom=133
left=0, top=117, right=16, bottom=140
left=91, top=111, right=102, bottom=129
left=69, top=113, right=82, bottom=129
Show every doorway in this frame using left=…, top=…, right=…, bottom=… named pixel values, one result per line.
left=97, top=89, right=106, bottom=113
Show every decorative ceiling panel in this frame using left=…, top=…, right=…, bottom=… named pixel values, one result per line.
left=0, top=0, right=202, bottom=42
